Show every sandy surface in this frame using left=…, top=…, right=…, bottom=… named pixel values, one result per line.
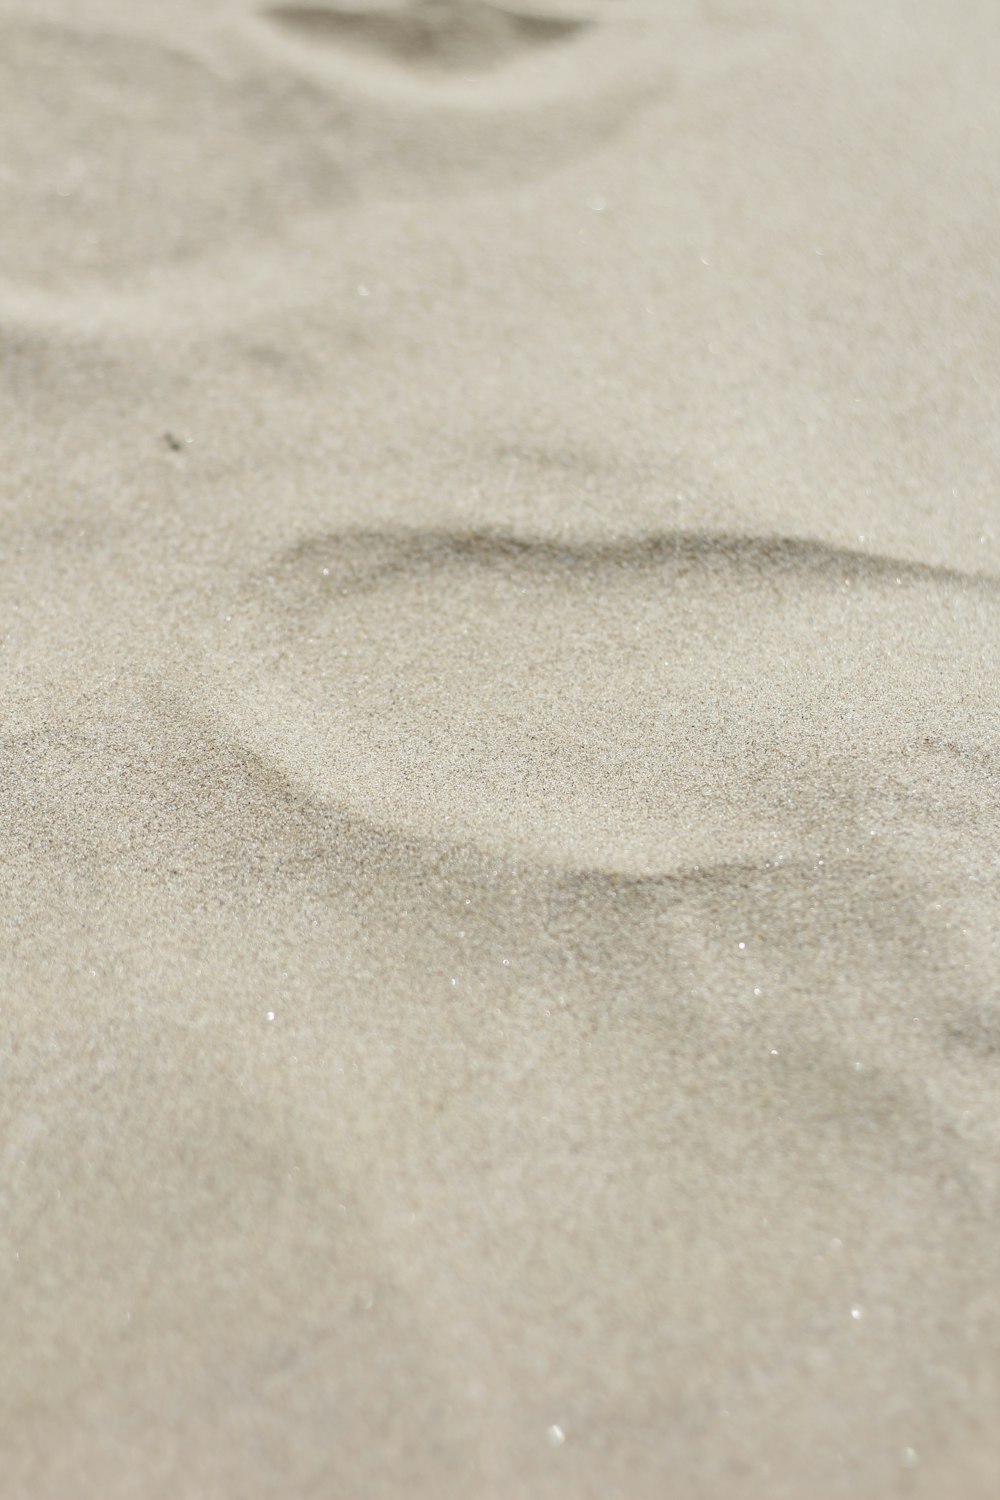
left=2, top=1, right=999, bottom=1495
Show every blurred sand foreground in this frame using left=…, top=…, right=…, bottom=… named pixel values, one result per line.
left=1, top=1, right=999, bottom=1495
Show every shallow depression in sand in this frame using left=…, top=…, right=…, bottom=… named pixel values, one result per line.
left=198, top=528, right=998, bottom=875
left=0, top=7, right=659, bottom=290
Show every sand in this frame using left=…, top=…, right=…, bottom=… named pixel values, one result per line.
left=2, top=0, right=999, bottom=1495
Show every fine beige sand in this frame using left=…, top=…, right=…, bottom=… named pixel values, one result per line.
left=2, top=1, right=999, bottom=1495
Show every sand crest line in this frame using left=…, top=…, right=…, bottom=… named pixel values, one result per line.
left=263, top=0, right=591, bottom=75
left=265, top=524, right=1000, bottom=598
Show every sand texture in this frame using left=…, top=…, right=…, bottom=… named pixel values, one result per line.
left=2, top=0, right=999, bottom=1495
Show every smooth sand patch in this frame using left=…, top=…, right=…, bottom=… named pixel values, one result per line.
left=2, top=1, right=999, bottom=1497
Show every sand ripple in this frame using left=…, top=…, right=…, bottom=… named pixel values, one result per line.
left=193, top=524, right=999, bottom=878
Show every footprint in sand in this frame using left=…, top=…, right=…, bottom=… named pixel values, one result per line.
left=198, top=527, right=999, bottom=879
